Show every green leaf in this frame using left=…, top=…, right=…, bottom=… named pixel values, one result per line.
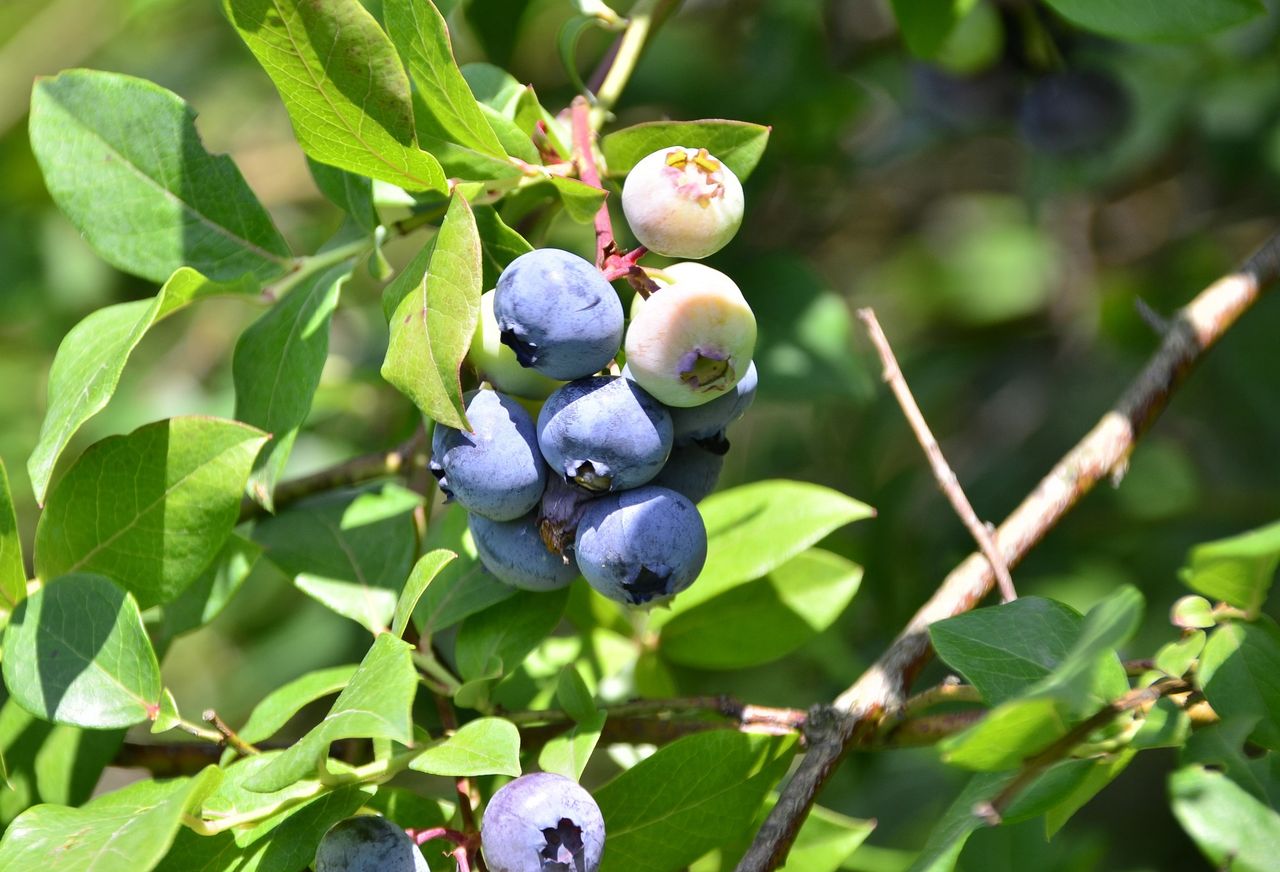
left=252, top=484, right=423, bottom=635
left=237, top=664, right=358, bottom=747
left=202, top=752, right=325, bottom=843
left=931, top=597, right=1083, bottom=705
left=414, top=503, right=517, bottom=640
left=1181, top=719, right=1273, bottom=803
left=224, top=0, right=447, bottom=192
left=381, top=192, right=482, bottom=431
left=1043, top=0, right=1264, bottom=42
left=393, top=549, right=455, bottom=639
left=0, top=766, right=221, bottom=872
left=549, top=176, right=607, bottom=223
left=473, top=205, right=533, bottom=290
left=1199, top=618, right=1280, bottom=750
left=538, top=710, right=604, bottom=782
left=939, top=696, right=1068, bottom=771
left=906, top=772, right=1009, bottom=872
left=234, top=263, right=350, bottom=510
left=656, top=481, right=872, bottom=624
left=154, top=534, right=262, bottom=640
left=556, top=665, right=596, bottom=723
left=890, top=0, right=975, bottom=58
left=454, top=587, right=569, bottom=681
left=409, top=716, right=521, bottom=777
left=1170, top=765, right=1280, bottom=872
left=244, top=632, right=416, bottom=793
left=2, top=574, right=161, bottom=728
left=384, top=0, right=507, bottom=158
left=1180, top=519, right=1280, bottom=615
left=29, top=69, right=293, bottom=284
left=595, top=731, right=795, bottom=872
left=601, top=120, right=772, bottom=179
left=1154, top=629, right=1206, bottom=677
left=660, top=547, right=862, bottom=669
left=308, top=159, right=379, bottom=232
left=1033, top=585, right=1142, bottom=712
left=1172, top=594, right=1217, bottom=629
left=1043, top=751, right=1135, bottom=837
left=34, top=417, right=267, bottom=608
left=28, top=267, right=264, bottom=504
left=0, top=461, right=24, bottom=635
left=150, top=687, right=182, bottom=735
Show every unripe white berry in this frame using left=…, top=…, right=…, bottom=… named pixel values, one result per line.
left=621, top=146, right=744, bottom=259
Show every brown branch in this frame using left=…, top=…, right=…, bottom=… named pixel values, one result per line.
left=238, top=427, right=429, bottom=523
left=735, top=231, right=1280, bottom=872
left=202, top=708, right=260, bottom=757
left=858, top=309, right=1017, bottom=603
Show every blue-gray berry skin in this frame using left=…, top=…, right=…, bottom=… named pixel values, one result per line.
left=481, top=772, right=605, bottom=872
left=494, top=249, right=624, bottom=380
left=651, top=443, right=725, bottom=504
left=315, top=816, right=430, bottom=872
left=575, top=486, right=707, bottom=607
left=666, top=360, right=756, bottom=451
left=430, top=390, right=547, bottom=521
left=470, top=511, right=579, bottom=591
left=538, top=377, right=673, bottom=494
left=1019, top=70, right=1129, bottom=155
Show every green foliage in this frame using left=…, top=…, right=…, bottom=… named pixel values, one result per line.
left=890, top=0, right=975, bottom=59
left=0, top=462, right=24, bottom=635
left=1180, top=519, right=1280, bottom=615
left=1169, top=765, right=1280, bottom=871
left=1198, top=618, right=1280, bottom=750
left=602, top=120, right=772, bottom=179
left=1043, top=0, right=1265, bottom=42
left=408, top=716, right=521, bottom=777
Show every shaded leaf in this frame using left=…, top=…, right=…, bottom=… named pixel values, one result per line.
left=556, top=665, right=596, bottom=723
left=601, top=119, right=771, bottom=179
left=473, top=205, right=533, bottom=290
left=237, top=664, right=359, bottom=747
left=154, top=534, right=262, bottom=641
left=414, top=503, right=517, bottom=640
left=1199, top=618, right=1280, bottom=750
left=1044, top=0, right=1264, bottom=42
left=939, top=697, right=1068, bottom=771
left=0, top=462, right=24, bottom=635
left=308, top=159, right=379, bottom=232
left=890, top=0, right=974, bottom=58
left=538, top=710, right=604, bottom=783
left=455, top=587, right=569, bottom=681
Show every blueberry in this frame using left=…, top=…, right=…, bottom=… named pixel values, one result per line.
left=621, top=146, right=744, bottom=259
left=537, top=376, right=673, bottom=493
left=494, top=249, right=624, bottom=380
left=469, top=289, right=564, bottom=400
left=430, top=390, right=547, bottom=521
left=314, top=815, right=430, bottom=872
left=470, top=511, right=579, bottom=591
left=651, top=443, right=725, bottom=505
left=624, top=263, right=756, bottom=408
left=574, top=486, right=707, bottom=607
left=481, top=772, right=605, bottom=872
left=1018, top=70, right=1129, bottom=155
left=666, top=360, right=757, bottom=450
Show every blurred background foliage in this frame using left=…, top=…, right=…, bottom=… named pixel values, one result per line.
left=3, top=0, right=1280, bottom=868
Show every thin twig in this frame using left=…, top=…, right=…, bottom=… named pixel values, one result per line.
left=857, top=308, right=1017, bottom=603
left=434, top=693, right=481, bottom=867
left=202, top=709, right=260, bottom=757
left=736, top=231, right=1280, bottom=872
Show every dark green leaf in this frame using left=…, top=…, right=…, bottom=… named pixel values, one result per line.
left=252, top=484, right=422, bottom=635
left=1181, top=719, right=1273, bottom=803
left=930, top=597, right=1083, bottom=705
left=224, top=0, right=447, bottom=192
left=381, top=193, right=482, bottom=431
left=1033, top=585, right=1141, bottom=712
left=1043, top=751, right=1134, bottom=837
left=414, top=503, right=517, bottom=640
left=29, top=69, right=292, bottom=284
left=1199, top=618, right=1280, bottom=750
left=455, top=587, right=569, bottom=681
left=409, top=716, right=521, bottom=777
left=27, top=267, right=263, bottom=504
left=601, top=120, right=771, bottom=179
left=237, top=664, right=359, bottom=747
left=0, top=765, right=221, bottom=872
left=393, top=549, right=455, bottom=639
left=35, top=417, right=267, bottom=608
left=1170, top=765, right=1280, bottom=872
left=557, top=15, right=605, bottom=95
left=940, top=697, right=1068, bottom=771
left=234, top=263, right=350, bottom=510
left=0, top=461, right=24, bottom=635
left=308, top=159, right=379, bottom=232
left=556, top=665, right=596, bottom=723
left=1180, top=519, right=1280, bottom=615
left=890, top=0, right=970, bottom=58
left=660, top=547, right=861, bottom=669
left=384, top=0, right=507, bottom=158
left=1043, top=0, right=1264, bottom=42
left=595, top=731, right=795, bottom=872
left=461, top=63, right=524, bottom=114
left=906, top=772, right=1009, bottom=872
left=473, top=205, right=533, bottom=289
left=538, top=710, right=604, bottom=782
left=244, top=633, right=416, bottom=792
left=154, top=534, right=262, bottom=640
left=3, top=574, right=161, bottom=728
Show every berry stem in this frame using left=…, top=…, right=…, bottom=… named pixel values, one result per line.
left=202, top=708, right=260, bottom=757
left=589, top=0, right=663, bottom=128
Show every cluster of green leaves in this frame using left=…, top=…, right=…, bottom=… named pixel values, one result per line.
left=910, top=520, right=1280, bottom=871
left=0, top=1, right=867, bottom=870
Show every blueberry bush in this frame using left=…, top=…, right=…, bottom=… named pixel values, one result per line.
left=2, top=1, right=1280, bottom=870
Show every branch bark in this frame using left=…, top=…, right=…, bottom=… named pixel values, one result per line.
left=735, top=230, right=1280, bottom=872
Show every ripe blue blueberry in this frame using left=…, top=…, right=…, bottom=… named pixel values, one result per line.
left=621, top=146, right=744, bottom=259
left=481, top=772, right=605, bottom=872
left=574, top=486, right=707, bottom=607
left=494, top=249, right=624, bottom=380
left=469, top=290, right=563, bottom=400
left=667, top=360, right=757, bottom=451
left=1019, top=70, right=1129, bottom=155
left=537, top=376, right=673, bottom=493
left=470, top=511, right=579, bottom=591
left=314, top=815, right=430, bottom=872
left=651, top=443, right=725, bottom=505
left=430, top=390, right=546, bottom=521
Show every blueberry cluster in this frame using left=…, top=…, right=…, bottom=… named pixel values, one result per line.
left=437, top=146, right=756, bottom=609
